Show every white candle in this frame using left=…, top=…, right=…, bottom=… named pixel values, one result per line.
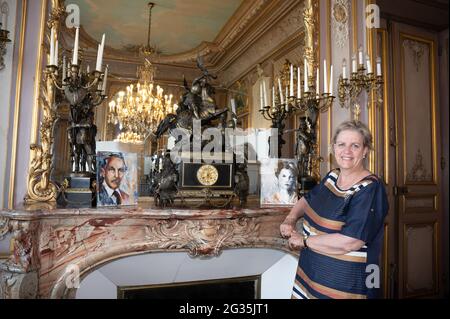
left=231, top=98, right=236, bottom=114
left=260, top=82, right=264, bottom=110
left=102, top=66, right=108, bottom=94
left=358, top=46, right=364, bottom=65
left=95, top=44, right=101, bottom=71
left=323, top=59, right=328, bottom=94
left=86, top=64, right=90, bottom=73
left=54, top=40, right=59, bottom=66
left=62, top=56, right=66, bottom=81
left=297, top=67, right=301, bottom=97
left=304, top=59, right=308, bottom=92
left=342, top=59, right=347, bottom=80
left=278, top=78, right=284, bottom=104
left=72, top=27, right=79, bottom=65
left=49, top=27, right=55, bottom=65
left=272, top=86, right=275, bottom=105
left=376, top=57, right=382, bottom=76
left=1, top=12, right=7, bottom=29
left=289, top=64, right=294, bottom=96
left=329, top=65, right=333, bottom=96
left=366, top=55, right=372, bottom=73
left=96, top=34, right=105, bottom=71
left=263, top=80, right=267, bottom=106
left=285, top=86, right=288, bottom=105
left=316, top=68, right=320, bottom=97
left=352, top=56, right=357, bottom=73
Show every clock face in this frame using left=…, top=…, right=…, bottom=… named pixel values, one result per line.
left=196, top=164, right=219, bottom=186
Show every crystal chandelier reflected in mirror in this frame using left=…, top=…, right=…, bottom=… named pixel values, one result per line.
left=107, top=2, right=174, bottom=144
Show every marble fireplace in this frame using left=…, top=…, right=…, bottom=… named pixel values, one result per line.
left=0, top=205, right=298, bottom=299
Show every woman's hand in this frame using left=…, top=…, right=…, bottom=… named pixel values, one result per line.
left=288, top=231, right=305, bottom=251
left=280, top=218, right=296, bottom=238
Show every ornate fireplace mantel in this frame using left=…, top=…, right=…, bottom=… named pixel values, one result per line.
left=0, top=205, right=293, bottom=299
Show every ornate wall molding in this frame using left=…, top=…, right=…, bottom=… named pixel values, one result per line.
left=407, top=148, right=432, bottom=182
left=219, top=1, right=305, bottom=86
left=403, top=39, right=428, bottom=72
left=331, top=0, right=350, bottom=49
left=0, top=207, right=292, bottom=299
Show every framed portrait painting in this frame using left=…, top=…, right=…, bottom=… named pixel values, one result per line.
left=260, top=158, right=298, bottom=207
left=96, top=151, right=138, bottom=207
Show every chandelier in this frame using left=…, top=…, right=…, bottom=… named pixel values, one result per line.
left=107, top=2, right=174, bottom=142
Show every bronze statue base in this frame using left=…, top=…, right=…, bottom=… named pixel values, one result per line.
left=58, top=175, right=96, bottom=208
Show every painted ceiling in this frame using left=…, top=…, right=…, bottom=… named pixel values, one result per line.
left=71, top=0, right=244, bottom=55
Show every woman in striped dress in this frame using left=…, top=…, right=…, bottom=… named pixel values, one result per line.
left=280, top=120, right=388, bottom=299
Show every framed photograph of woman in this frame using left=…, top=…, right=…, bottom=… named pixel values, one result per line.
left=260, top=158, right=298, bottom=206
left=96, top=151, right=138, bottom=207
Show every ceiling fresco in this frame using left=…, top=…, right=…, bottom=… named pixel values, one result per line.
left=71, top=0, right=244, bottom=55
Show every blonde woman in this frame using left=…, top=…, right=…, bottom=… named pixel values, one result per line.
left=280, top=120, right=388, bottom=299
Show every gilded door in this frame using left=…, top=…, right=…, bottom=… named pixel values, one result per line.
left=391, top=22, right=442, bottom=298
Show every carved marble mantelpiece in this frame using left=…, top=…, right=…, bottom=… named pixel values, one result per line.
left=0, top=205, right=292, bottom=299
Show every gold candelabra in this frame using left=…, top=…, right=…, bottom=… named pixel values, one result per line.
left=259, top=60, right=335, bottom=162
left=338, top=47, right=384, bottom=119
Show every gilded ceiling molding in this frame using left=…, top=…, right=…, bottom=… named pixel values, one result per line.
left=219, top=1, right=305, bottom=86
left=403, top=39, right=428, bottom=72
left=216, top=0, right=270, bottom=51
left=331, top=0, right=350, bottom=49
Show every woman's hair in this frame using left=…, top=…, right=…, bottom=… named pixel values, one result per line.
left=275, top=161, right=298, bottom=178
left=331, top=120, right=374, bottom=153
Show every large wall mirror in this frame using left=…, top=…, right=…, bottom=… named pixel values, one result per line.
left=26, top=0, right=319, bottom=204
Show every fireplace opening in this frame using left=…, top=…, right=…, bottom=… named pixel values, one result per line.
left=117, top=275, right=261, bottom=299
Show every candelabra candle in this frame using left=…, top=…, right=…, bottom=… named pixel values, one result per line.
left=337, top=55, right=384, bottom=110
left=366, top=55, right=372, bottom=74
left=304, top=59, right=309, bottom=92
left=329, top=65, right=333, bottom=96
left=376, top=57, right=382, bottom=76
left=278, top=78, right=284, bottom=104
left=49, top=27, right=55, bottom=65
left=352, top=56, right=357, bottom=74
left=72, top=27, right=79, bottom=65
left=342, top=59, right=347, bottom=80
left=263, top=80, right=268, bottom=106
left=290, top=64, right=294, bottom=97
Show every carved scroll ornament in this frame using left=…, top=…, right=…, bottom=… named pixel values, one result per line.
left=145, top=218, right=261, bottom=257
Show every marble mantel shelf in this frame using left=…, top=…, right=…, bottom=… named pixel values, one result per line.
left=0, top=204, right=294, bottom=299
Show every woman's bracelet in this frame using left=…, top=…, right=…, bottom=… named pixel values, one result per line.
left=303, top=234, right=309, bottom=249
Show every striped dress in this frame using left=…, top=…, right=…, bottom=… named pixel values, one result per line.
left=292, top=169, right=388, bottom=299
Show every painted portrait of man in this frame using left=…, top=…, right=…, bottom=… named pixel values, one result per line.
left=96, top=152, right=138, bottom=206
